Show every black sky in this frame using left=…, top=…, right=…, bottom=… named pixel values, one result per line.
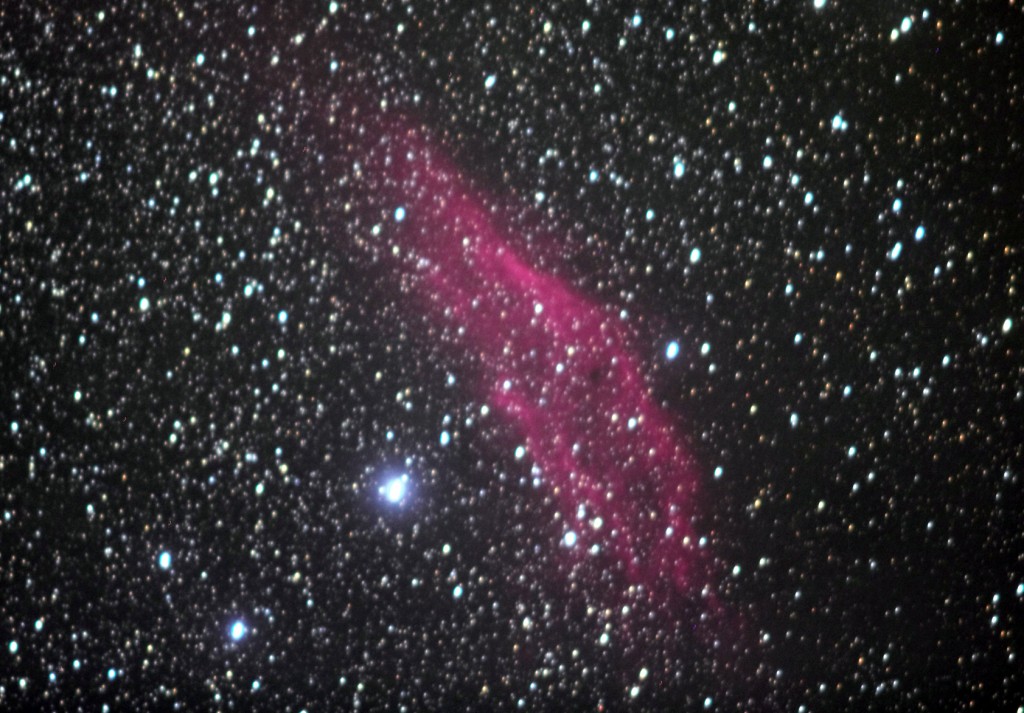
left=1, top=1, right=1022, bottom=710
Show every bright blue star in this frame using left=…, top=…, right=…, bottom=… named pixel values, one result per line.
left=230, top=620, right=247, bottom=641
left=381, top=474, right=409, bottom=504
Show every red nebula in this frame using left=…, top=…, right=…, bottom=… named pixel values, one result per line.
left=352, top=115, right=707, bottom=602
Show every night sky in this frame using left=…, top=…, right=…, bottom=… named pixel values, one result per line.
left=1, top=1, right=1022, bottom=711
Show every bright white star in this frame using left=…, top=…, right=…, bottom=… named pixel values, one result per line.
left=381, top=474, right=409, bottom=504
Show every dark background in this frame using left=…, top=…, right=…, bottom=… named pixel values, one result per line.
left=1, top=1, right=1021, bottom=710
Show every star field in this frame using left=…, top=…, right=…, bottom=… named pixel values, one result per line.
left=1, top=1, right=1022, bottom=711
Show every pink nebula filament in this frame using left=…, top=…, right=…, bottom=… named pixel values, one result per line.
left=363, top=120, right=705, bottom=601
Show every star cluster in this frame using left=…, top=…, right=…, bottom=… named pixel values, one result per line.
left=1, top=1, right=1021, bottom=711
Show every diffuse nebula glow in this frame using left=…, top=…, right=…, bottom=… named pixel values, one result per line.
left=352, top=114, right=709, bottom=604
